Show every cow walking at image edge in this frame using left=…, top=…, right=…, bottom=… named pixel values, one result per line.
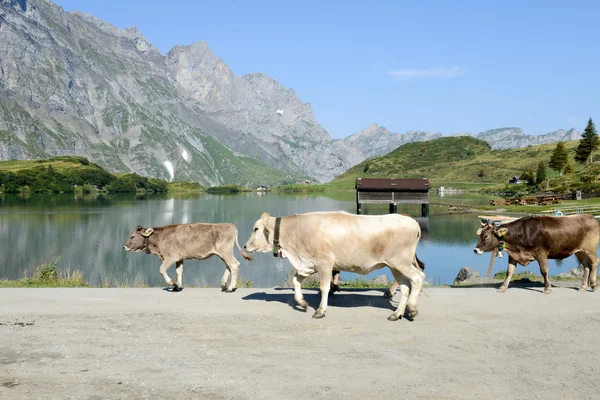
left=474, top=214, right=600, bottom=293
left=244, top=211, right=425, bottom=321
left=123, top=223, right=252, bottom=292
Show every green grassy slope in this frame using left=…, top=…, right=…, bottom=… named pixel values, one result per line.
left=330, top=137, right=581, bottom=189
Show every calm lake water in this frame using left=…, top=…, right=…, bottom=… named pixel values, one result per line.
left=0, top=191, right=581, bottom=287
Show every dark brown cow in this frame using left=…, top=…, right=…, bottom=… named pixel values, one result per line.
left=124, top=223, right=252, bottom=292
left=474, top=214, right=599, bottom=293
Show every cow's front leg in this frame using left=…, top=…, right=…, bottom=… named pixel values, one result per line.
left=313, top=271, right=332, bottom=319
left=292, top=273, right=308, bottom=311
left=498, top=257, right=517, bottom=293
left=159, top=260, right=176, bottom=288
left=173, top=260, right=183, bottom=292
left=538, top=257, right=551, bottom=294
left=580, top=266, right=590, bottom=292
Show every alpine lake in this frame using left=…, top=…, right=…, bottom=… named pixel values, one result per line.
left=0, top=191, right=584, bottom=287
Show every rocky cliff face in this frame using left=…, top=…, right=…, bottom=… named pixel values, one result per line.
left=165, top=43, right=347, bottom=181
left=0, top=0, right=331, bottom=184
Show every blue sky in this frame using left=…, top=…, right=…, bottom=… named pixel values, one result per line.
left=53, top=0, right=599, bottom=139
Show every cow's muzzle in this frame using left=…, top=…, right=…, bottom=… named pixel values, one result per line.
left=123, top=245, right=130, bottom=251
left=473, top=248, right=484, bottom=255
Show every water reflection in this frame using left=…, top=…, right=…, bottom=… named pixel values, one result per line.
left=0, top=193, right=585, bottom=287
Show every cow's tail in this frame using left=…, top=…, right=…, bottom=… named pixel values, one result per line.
left=235, top=234, right=253, bottom=261
left=414, top=254, right=425, bottom=271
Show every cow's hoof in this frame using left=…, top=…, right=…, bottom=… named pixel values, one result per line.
left=221, top=286, right=227, bottom=292
left=172, top=286, right=182, bottom=292
left=296, top=300, right=308, bottom=311
left=225, top=288, right=236, bottom=293
left=382, top=290, right=393, bottom=299
left=387, top=314, right=400, bottom=321
left=543, top=288, right=552, bottom=294
left=591, top=285, right=598, bottom=292
left=579, top=286, right=588, bottom=292
left=407, top=307, right=418, bottom=320
left=497, top=286, right=507, bottom=293
left=312, top=310, right=326, bottom=319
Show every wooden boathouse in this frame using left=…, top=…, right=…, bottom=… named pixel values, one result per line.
left=355, top=178, right=430, bottom=216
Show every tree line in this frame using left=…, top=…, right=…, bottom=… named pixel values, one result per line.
left=517, top=118, right=597, bottom=189
left=0, top=163, right=168, bottom=194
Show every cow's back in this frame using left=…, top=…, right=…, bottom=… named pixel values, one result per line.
left=154, top=222, right=236, bottom=259
left=283, top=212, right=420, bottom=264
left=505, top=215, right=599, bottom=257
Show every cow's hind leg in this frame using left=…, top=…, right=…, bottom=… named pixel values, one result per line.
left=330, top=270, right=341, bottom=295
left=387, top=272, right=410, bottom=321
left=159, top=260, right=176, bottom=288
left=538, top=257, right=551, bottom=294
left=576, top=252, right=591, bottom=292
left=388, top=260, right=424, bottom=321
left=313, top=269, right=333, bottom=319
left=172, top=260, right=183, bottom=292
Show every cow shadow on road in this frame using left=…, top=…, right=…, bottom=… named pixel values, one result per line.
left=242, top=288, right=398, bottom=312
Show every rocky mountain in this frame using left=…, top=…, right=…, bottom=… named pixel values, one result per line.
left=474, top=127, right=580, bottom=149
left=0, top=0, right=584, bottom=185
left=165, top=42, right=347, bottom=181
left=337, top=125, right=581, bottom=166
left=333, top=124, right=442, bottom=167
left=0, top=0, right=347, bottom=185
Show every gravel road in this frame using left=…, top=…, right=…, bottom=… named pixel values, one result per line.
left=1, top=286, right=598, bottom=399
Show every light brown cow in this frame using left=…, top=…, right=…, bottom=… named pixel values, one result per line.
left=124, top=223, right=252, bottom=292
left=244, top=211, right=425, bottom=321
left=474, top=214, right=599, bottom=293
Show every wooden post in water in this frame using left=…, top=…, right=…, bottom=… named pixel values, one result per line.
left=421, top=203, right=429, bottom=217
left=389, top=202, right=397, bottom=214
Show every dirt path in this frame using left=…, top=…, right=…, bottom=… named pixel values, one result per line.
left=0, top=286, right=598, bottom=399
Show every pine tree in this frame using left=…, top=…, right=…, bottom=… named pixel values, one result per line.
left=549, top=142, right=568, bottom=175
left=527, top=167, right=536, bottom=186
left=563, top=163, right=574, bottom=174
left=575, top=118, right=599, bottom=164
left=536, top=161, right=546, bottom=185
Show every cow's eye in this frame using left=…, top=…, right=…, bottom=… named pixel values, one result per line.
left=253, top=227, right=258, bottom=232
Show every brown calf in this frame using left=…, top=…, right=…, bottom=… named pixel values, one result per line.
left=124, top=223, right=252, bottom=292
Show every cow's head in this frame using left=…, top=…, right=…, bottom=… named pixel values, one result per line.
left=244, top=212, right=274, bottom=253
left=123, top=225, right=154, bottom=252
left=473, top=221, right=507, bottom=255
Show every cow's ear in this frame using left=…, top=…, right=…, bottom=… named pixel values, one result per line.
left=136, top=225, right=144, bottom=231
left=260, top=212, right=271, bottom=221
left=142, top=228, right=154, bottom=237
left=496, top=228, right=508, bottom=237
left=476, top=228, right=483, bottom=235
